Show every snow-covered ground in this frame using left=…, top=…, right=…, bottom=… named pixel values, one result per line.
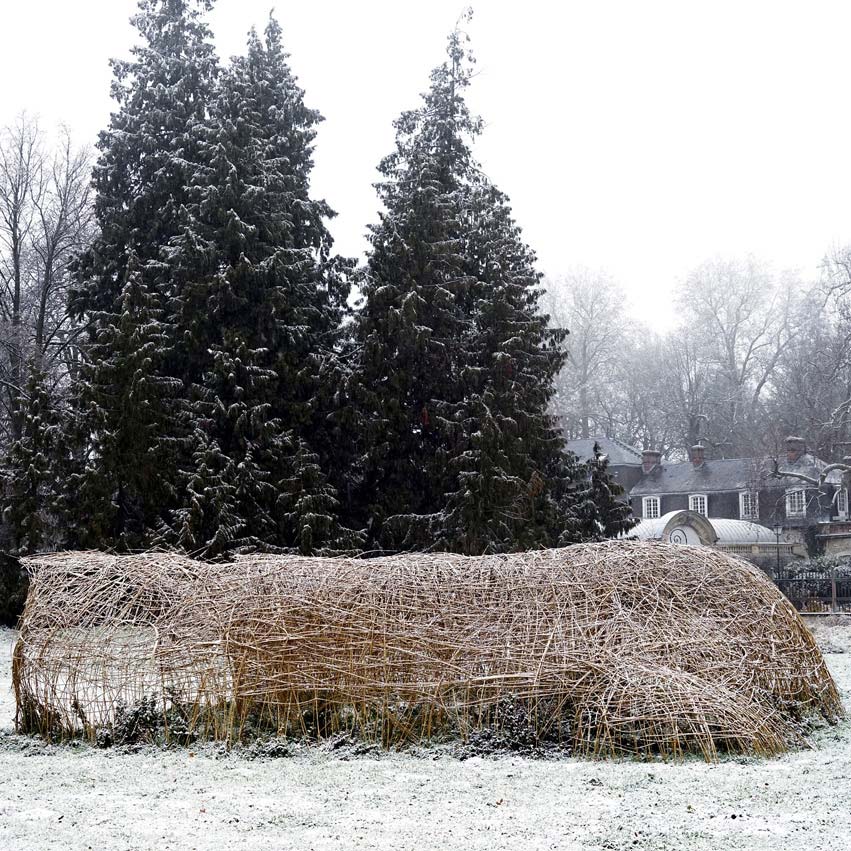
left=1, top=622, right=850, bottom=851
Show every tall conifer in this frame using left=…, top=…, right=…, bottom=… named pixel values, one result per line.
left=164, top=17, right=355, bottom=554
left=1, top=365, right=68, bottom=554
left=73, top=255, right=184, bottom=548
left=69, top=5, right=353, bottom=554
left=351, top=22, right=630, bottom=552
left=349, top=26, right=480, bottom=549
left=69, top=0, right=219, bottom=547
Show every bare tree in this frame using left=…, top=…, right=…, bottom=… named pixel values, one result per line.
left=0, top=115, right=93, bottom=454
left=30, top=128, right=93, bottom=364
left=790, top=246, right=851, bottom=454
left=656, top=328, right=714, bottom=455
left=820, top=243, right=851, bottom=304
left=674, top=257, right=798, bottom=457
left=765, top=289, right=851, bottom=458
left=542, top=268, right=630, bottom=440
left=0, top=115, right=41, bottom=444
left=539, top=257, right=809, bottom=460
left=543, top=267, right=720, bottom=456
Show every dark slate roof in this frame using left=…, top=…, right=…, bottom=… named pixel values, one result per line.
left=566, top=436, right=643, bottom=466
left=630, top=453, right=832, bottom=496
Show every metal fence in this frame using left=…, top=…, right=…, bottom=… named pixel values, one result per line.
left=774, top=569, right=851, bottom=612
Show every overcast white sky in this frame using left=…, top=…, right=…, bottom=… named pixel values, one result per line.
left=3, top=0, right=851, bottom=327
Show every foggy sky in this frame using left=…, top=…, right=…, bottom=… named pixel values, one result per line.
left=3, top=0, right=850, bottom=328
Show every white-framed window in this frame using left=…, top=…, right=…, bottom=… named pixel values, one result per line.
left=739, top=491, right=759, bottom=520
left=786, top=489, right=806, bottom=519
left=837, top=487, right=849, bottom=519
left=642, top=496, right=660, bottom=519
left=688, top=493, right=708, bottom=516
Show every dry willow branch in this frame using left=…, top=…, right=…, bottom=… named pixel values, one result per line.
left=13, top=542, right=843, bottom=759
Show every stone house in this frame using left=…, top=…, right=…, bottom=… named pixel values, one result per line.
left=569, top=435, right=851, bottom=559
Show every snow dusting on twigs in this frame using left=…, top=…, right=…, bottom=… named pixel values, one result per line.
left=12, top=542, right=843, bottom=760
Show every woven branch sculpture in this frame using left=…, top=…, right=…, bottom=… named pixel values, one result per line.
left=13, top=542, right=843, bottom=759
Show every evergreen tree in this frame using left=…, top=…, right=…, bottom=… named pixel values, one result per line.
left=73, top=0, right=219, bottom=316
left=1, top=365, right=67, bottom=554
left=68, top=0, right=219, bottom=548
left=352, top=22, right=629, bottom=553
left=349, top=25, right=481, bottom=549
left=570, top=443, right=637, bottom=542
left=277, top=440, right=350, bottom=556
left=439, top=180, right=580, bottom=553
left=72, top=254, right=184, bottom=549
left=163, top=17, right=355, bottom=555
left=68, top=5, right=352, bottom=555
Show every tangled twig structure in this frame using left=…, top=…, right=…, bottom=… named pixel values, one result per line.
left=13, top=542, right=843, bottom=759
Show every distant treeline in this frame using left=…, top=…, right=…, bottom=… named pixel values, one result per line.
left=544, top=257, right=851, bottom=464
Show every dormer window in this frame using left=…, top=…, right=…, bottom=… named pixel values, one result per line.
left=739, top=491, right=759, bottom=520
left=786, top=489, right=806, bottom=519
left=642, top=496, right=660, bottom=519
left=689, top=494, right=708, bottom=516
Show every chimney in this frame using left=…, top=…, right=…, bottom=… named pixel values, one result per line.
left=642, top=449, right=662, bottom=475
left=785, top=436, right=807, bottom=465
left=690, top=444, right=705, bottom=468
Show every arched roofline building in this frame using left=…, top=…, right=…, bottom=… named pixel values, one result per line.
left=625, top=510, right=805, bottom=574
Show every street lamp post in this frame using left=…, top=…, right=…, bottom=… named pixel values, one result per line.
left=773, top=522, right=783, bottom=581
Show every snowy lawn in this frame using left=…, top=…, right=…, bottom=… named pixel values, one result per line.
left=1, top=621, right=850, bottom=851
